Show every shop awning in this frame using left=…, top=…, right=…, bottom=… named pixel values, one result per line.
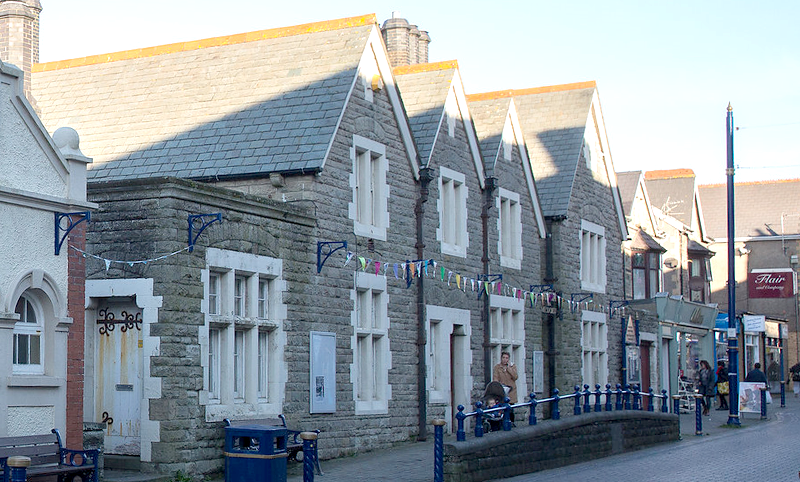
left=629, top=293, right=719, bottom=330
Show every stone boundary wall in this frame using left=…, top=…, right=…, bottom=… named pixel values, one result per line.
left=443, top=411, right=679, bottom=482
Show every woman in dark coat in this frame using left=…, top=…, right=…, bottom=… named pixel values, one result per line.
left=696, top=360, right=715, bottom=416
left=716, top=360, right=729, bottom=410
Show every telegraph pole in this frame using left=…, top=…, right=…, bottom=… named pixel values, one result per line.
left=726, top=103, right=741, bottom=426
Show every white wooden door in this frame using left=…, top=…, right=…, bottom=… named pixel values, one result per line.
left=96, top=305, right=142, bottom=455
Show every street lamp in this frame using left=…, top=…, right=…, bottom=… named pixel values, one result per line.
left=726, top=104, right=741, bottom=426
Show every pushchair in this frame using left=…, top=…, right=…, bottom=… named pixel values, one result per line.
left=481, top=381, right=508, bottom=432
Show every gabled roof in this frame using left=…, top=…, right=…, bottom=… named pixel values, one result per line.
left=468, top=96, right=546, bottom=238
left=32, top=14, right=420, bottom=182
left=394, top=61, right=485, bottom=187
left=645, top=169, right=710, bottom=242
left=699, top=179, right=800, bottom=239
left=1, top=60, right=93, bottom=209
left=617, top=170, right=659, bottom=237
left=467, top=81, right=627, bottom=237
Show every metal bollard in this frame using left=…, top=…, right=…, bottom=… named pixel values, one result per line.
left=605, top=384, right=613, bottom=412
left=7, top=456, right=30, bottom=482
left=552, top=389, right=561, bottom=420
left=471, top=403, right=483, bottom=439
left=647, top=388, right=655, bottom=412
left=694, top=393, right=704, bottom=436
left=615, top=384, right=623, bottom=411
left=433, top=419, right=446, bottom=482
left=528, top=394, right=538, bottom=426
left=573, top=386, right=582, bottom=415
left=672, top=394, right=681, bottom=415
left=594, top=384, right=603, bottom=412
left=583, top=384, right=592, bottom=413
left=301, top=432, right=318, bottom=482
left=457, top=404, right=468, bottom=441
left=502, top=399, right=512, bottom=431
left=780, top=381, right=786, bottom=408
left=760, top=387, right=768, bottom=420
left=661, top=390, right=669, bottom=413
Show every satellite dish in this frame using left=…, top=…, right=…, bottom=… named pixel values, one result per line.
left=663, top=257, right=679, bottom=269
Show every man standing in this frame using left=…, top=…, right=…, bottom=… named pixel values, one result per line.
left=744, top=362, right=768, bottom=383
left=492, top=352, right=518, bottom=404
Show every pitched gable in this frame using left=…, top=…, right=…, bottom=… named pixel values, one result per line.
left=469, top=81, right=626, bottom=237
left=32, top=15, right=421, bottom=182
left=645, top=169, right=710, bottom=241
left=394, top=61, right=482, bottom=186
left=617, top=170, right=659, bottom=237
left=1, top=61, right=71, bottom=200
left=469, top=96, right=546, bottom=238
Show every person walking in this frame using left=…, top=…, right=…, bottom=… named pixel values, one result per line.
left=696, top=360, right=715, bottom=416
left=789, top=363, right=800, bottom=398
left=745, top=362, right=768, bottom=383
left=715, top=360, right=729, bottom=410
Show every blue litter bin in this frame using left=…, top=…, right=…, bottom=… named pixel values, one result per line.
left=224, top=424, right=288, bottom=482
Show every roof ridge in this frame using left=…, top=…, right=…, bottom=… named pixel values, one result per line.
left=465, top=80, right=596, bottom=101
left=393, top=60, right=458, bottom=76
left=34, top=14, right=376, bottom=72
left=699, top=178, right=800, bottom=188
left=644, top=168, right=695, bottom=180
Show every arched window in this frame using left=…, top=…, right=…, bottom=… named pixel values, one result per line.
left=13, top=293, right=44, bottom=374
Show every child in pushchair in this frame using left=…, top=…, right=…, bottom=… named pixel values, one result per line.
left=482, top=381, right=508, bottom=432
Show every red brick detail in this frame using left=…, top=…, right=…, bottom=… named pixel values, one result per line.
left=66, top=222, right=86, bottom=449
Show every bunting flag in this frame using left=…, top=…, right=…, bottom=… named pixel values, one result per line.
left=339, top=250, right=613, bottom=317
left=71, top=245, right=190, bottom=271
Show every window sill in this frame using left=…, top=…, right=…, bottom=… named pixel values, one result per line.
left=500, top=256, right=521, bottom=270
left=7, top=375, right=64, bottom=388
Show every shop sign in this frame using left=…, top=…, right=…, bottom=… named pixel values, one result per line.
left=748, top=269, right=796, bottom=298
left=743, top=314, right=766, bottom=332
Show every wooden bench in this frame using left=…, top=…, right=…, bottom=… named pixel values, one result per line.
left=223, top=415, right=322, bottom=475
left=0, top=429, right=99, bottom=482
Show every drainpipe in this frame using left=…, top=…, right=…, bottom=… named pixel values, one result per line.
left=416, top=166, right=435, bottom=441
left=544, top=215, right=565, bottom=410
left=482, top=177, right=498, bottom=385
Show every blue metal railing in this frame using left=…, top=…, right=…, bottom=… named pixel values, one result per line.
left=454, top=384, right=669, bottom=442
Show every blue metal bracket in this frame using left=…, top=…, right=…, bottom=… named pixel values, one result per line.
left=188, top=213, right=222, bottom=252
left=55, top=211, right=90, bottom=255
left=477, top=274, right=503, bottom=299
left=530, top=284, right=554, bottom=293
left=569, top=293, right=594, bottom=313
left=317, top=241, right=347, bottom=273
left=609, top=299, right=630, bottom=317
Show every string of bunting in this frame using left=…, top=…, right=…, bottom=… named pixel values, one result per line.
left=343, top=251, right=630, bottom=318
left=70, top=245, right=190, bottom=272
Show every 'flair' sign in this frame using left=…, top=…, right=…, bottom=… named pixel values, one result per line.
left=748, top=269, right=796, bottom=299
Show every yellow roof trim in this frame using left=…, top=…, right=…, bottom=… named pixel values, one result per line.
left=393, top=60, right=459, bottom=76
left=466, top=81, right=597, bottom=102
left=34, top=14, right=377, bottom=72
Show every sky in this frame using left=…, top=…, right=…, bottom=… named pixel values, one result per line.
left=36, top=1, right=800, bottom=186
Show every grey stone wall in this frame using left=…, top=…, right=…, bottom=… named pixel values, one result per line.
left=442, top=411, right=679, bottom=482
left=87, top=178, right=316, bottom=475
left=548, top=153, right=626, bottom=392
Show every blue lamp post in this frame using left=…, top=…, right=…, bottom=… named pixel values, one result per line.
left=726, top=104, right=741, bottom=426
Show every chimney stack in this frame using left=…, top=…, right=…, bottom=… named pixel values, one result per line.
left=0, top=0, right=42, bottom=103
left=380, top=12, right=430, bottom=67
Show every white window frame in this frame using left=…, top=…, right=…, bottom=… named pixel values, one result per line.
left=201, top=248, right=287, bottom=421
left=437, top=166, right=468, bottom=258
left=350, top=135, right=389, bottom=241
left=580, top=219, right=607, bottom=293
left=582, top=311, right=608, bottom=389
left=12, top=294, right=44, bottom=375
left=497, top=188, right=522, bottom=270
left=351, top=273, right=390, bottom=414
left=488, top=295, right=527, bottom=400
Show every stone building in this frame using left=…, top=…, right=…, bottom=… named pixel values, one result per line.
left=468, top=82, right=628, bottom=398
left=0, top=56, right=93, bottom=447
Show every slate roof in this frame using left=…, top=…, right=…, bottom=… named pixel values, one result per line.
left=644, top=169, right=697, bottom=226
left=394, top=62, right=455, bottom=165
left=629, top=228, right=666, bottom=252
left=698, top=179, right=800, bottom=239
left=31, top=15, right=379, bottom=181
left=467, top=82, right=596, bottom=218
left=616, top=170, right=643, bottom=217
left=467, top=97, right=510, bottom=174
